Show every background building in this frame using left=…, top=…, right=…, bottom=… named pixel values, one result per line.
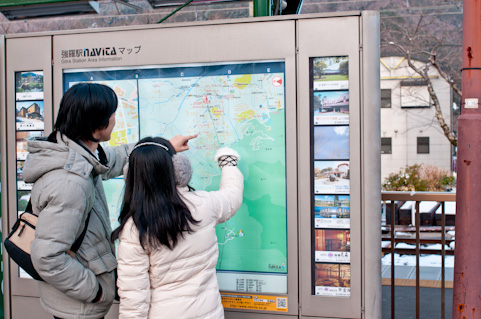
left=380, top=56, right=454, bottom=182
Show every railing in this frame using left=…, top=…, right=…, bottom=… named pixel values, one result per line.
left=381, top=191, right=456, bottom=319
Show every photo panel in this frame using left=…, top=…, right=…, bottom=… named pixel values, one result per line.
left=314, top=229, right=350, bottom=263
left=314, top=195, right=350, bottom=229
left=16, top=131, right=43, bottom=160
left=16, top=133, right=28, bottom=161
left=310, top=55, right=352, bottom=299
left=17, top=160, right=33, bottom=191
left=17, top=180, right=33, bottom=191
left=16, top=101, right=45, bottom=131
left=17, top=190, right=31, bottom=214
left=314, top=126, right=349, bottom=160
left=314, top=263, right=351, bottom=297
left=313, top=91, right=349, bottom=125
left=15, top=71, right=44, bottom=101
left=16, top=161, right=24, bottom=182
left=312, top=57, right=349, bottom=91
left=314, top=161, right=350, bottom=194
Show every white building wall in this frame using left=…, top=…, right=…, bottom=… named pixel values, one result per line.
left=380, top=56, right=452, bottom=183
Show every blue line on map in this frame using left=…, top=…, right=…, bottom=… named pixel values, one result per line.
left=170, top=78, right=201, bottom=124
left=153, top=95, right=176, bottom=105
left=205, top=76, right=242, bottom=144
left=160, top=80, right=175, bottom=86
left=227, top=111, right=240, bottom=142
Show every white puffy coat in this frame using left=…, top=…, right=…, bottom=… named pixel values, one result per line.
left=117, top=166, right=244, bottom=319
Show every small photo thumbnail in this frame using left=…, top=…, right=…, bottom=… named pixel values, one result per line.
left=314, top=126, right=349, bottom=160
left=312, top=57, right=349, bottom=90
left=16, top=101, right=44, bottom=131
left=313, top=90, right=349, bottom=125
left=314, top=161, right=350, bottom=194
left=15, top=71, right=44, bottom=100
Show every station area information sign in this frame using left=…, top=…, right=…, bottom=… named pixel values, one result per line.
left=63, top=61, right=288, bottom=294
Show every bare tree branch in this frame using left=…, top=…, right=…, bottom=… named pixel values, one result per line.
left=429, top=54, right=462, bottom=97
left=383, top=8, right=460, bottom=147
left=406, top=55, right=458, bottom=146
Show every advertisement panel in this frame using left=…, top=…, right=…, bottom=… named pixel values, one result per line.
left=310, top=56, right=351, bottom=297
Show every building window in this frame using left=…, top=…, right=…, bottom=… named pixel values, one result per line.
left=417, top=137, right=430, bottom=154
left=381, top=137, right=392, bottom=154
left=401, top=84, right=430, bottom=108
left=381, top=89, right=391, bottom=108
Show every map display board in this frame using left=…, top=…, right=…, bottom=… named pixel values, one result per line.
left=63, top=61, right=288, bottom=293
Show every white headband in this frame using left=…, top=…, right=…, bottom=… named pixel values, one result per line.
left=132, top=142, right=170, bottom=154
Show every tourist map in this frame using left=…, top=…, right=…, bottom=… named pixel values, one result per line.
left=65, top=62, right=288, bottom=286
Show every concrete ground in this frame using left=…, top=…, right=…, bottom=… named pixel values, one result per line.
left=382, top=264, right=453, bottom=318
left=382, top=286, right=452, bottom=318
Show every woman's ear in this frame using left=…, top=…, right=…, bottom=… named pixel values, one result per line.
left=90, top=132, right=100, bottom=143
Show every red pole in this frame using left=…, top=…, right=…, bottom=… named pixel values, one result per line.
left=453, top=0, right=481, bottom=317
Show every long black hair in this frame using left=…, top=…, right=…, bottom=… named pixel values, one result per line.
left=55, top=83, right=118, bottom=143
left=111, top=137, right=199, bottom=250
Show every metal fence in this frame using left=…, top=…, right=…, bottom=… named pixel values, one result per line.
left=381, top=191, right=456, bottom=319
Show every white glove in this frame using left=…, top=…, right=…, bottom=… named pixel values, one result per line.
left=215, top=147, right=240, bottom=168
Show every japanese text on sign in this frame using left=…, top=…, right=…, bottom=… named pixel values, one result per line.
left=221, top=293, right=288, bottom=312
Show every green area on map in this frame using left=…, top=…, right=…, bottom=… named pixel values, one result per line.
left=95, top=65, right=287, bottom=274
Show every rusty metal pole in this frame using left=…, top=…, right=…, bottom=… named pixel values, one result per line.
left=453, top=0, right=481, bottom=317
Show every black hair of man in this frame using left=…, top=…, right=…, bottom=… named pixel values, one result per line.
left=111, top=137, right=199, bottom=250
left=55, top=83, right=118, bottom=143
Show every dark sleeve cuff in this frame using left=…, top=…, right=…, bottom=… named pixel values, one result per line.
left=218, top=155, right=238, bottom=168
left=91, top=284, right=103, bottom=303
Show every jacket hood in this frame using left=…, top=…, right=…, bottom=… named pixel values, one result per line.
left=23, top=132, right=109, bottom=184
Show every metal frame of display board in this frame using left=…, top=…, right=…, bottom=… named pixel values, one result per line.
left=0, top=34, right=9, bottom=319
left=52, top=20, right=299, bottom=317
left=2, top=18, right=299, bottom=319
left=297, top=12, right=381, bottom=319
left=298, top=16, right=362, bottom=318
left=0, top=12, right=380, bottom=319
left=2, top=35, right=56, bottom=319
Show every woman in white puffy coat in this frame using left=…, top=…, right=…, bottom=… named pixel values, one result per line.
left=112, top=136, right=244, bottom=319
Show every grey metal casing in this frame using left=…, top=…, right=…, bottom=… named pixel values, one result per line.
left=0, top=12, right=380, bottom=319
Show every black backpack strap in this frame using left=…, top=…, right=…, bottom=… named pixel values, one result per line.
left=70, top=212, right=91, bottom=254
left=24, top=198, right=33, bottom=214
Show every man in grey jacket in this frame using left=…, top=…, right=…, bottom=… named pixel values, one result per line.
left=23, top=83, right=196, bottom=319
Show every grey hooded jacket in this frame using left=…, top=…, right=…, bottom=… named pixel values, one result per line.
left=23, top=132, right=133, bottom=319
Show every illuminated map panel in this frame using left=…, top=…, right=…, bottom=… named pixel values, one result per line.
left=64, top=61, right=288, bottom=293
